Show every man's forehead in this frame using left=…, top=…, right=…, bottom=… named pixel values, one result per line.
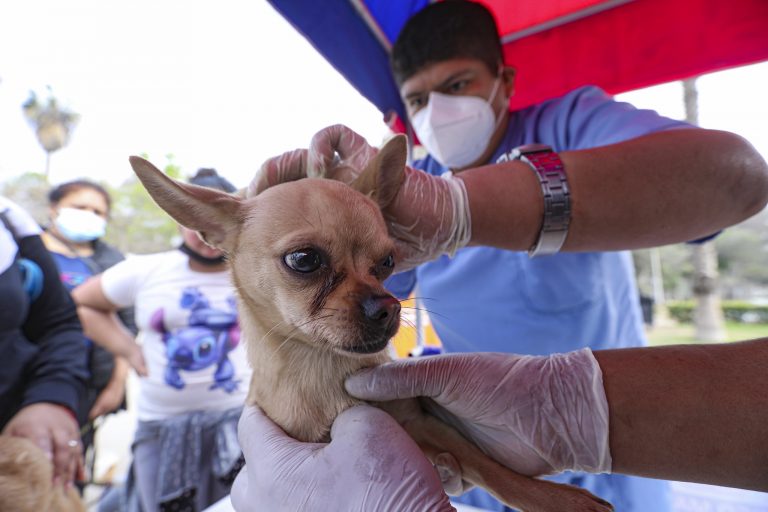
left=399, top=58, right=489, bottom=96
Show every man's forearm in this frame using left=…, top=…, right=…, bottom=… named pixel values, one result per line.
left=594, top=339, right=768, bottom=491
left=460, top=129, right=768, bottom=252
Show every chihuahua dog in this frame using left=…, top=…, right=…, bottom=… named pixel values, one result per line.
left=129, top=135, right=613, bottom=512
left=0, top=436, right=86, bottom=512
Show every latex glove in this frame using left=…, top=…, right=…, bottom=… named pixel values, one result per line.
left=249, top=125, right=378, bottom=197
left=2, top=402, right=84, bottom=486
left=248, top=148, right=309, bottom=196
left=231, top=404, right=455, bottom=512
left=249, top=125, right=471, bottom=271
left=346, top=349, right=612, bottom=477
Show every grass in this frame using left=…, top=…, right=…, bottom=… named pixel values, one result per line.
left=646, top=320, right=768, bottom=346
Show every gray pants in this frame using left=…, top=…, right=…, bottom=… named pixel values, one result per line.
left=99, top=408, right=243, bottom=512
left=133, top=422, right=232, bottom=511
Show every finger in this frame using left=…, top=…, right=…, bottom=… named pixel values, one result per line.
left=75, top=455, right=86, bottom=485
left=344, top=354, right=461, bottom=401
left=249, top=149, right=308, bottom=196
left=28, top=430, right=55, bottom=463
left=51, top=428, right=79, bottom=485
left=308, top=124, right=367, bottom=176
left=135, top=354, right=149, bottom=376
left=308, top=125, right=347, bottom=175
left=88, top=401, right=104, bottom=421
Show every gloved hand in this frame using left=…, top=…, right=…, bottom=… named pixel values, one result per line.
left=250, top=124, right=471, bottom=271
left=345, top=349, right=612, bottom=477
left=231, top=404, right=455, bottom=512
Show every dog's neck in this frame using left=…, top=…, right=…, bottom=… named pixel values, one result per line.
left=236, top=287, right=389, bottom=442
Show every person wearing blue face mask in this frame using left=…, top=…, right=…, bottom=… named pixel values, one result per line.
left=41, top=179, right=138, bottom=489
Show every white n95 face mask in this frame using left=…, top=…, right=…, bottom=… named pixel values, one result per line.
left=54, top=207, right=107, bottom=243
left=412, top=77, right=504, bottom=169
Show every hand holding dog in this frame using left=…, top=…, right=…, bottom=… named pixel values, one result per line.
left=231, top=405, right=455, bottom=512
left=2, top=402, right=83, bottom=486
left=251, top=124, right=471, bottom=271
left=346, top=349, right=613, bottom=476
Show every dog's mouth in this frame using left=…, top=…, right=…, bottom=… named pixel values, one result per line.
left=340, top=317, right=399, bottom=355
left=343, top=336, right=391, bottom=354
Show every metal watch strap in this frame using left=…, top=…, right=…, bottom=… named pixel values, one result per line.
left=503, top=144, right=571, bottom=257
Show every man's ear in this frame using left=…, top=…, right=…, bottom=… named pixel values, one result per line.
left=350, top=134, right=407, bottom=209
left=128, top=156, right=243, bottom=252
left=502, top=65, right=516, bottom=99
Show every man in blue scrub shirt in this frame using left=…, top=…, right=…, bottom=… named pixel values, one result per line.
left=239, top=2, right=768, bottom=510
left=382, top=2, right=679, bottom=510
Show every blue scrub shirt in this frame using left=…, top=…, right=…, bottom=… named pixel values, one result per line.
left=387, top=86, right=691, bottom=512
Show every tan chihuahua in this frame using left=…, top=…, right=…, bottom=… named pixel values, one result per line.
left=128, top=135, right=612, bottom=512
left=0, top=436, right=86, bottom=512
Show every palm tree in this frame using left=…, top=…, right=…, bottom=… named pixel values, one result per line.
left=683, top=78, right=726, bottom=342
left=22, top=87, right=79, bottom=180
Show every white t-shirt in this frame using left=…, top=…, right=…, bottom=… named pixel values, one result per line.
left=101, top=250, right=250, bottom=421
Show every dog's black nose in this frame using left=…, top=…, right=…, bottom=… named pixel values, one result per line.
left=361, top=295, right=401, bottom=324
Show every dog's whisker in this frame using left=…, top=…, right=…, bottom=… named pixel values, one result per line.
left=399, top=306, right=449, bottom=321
left=259, top=320, right=288, bottom=345
left=269, top=314, right=336, bottom=360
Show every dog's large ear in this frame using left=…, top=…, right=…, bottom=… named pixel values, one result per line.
left=129, top=156, right=242, bottom=252
left=350, top=134, right=407, bottom=209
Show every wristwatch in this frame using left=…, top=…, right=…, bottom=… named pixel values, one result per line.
left=502, top=144, right=571, bottom=258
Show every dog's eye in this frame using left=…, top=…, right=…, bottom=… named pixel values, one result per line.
left=284, top=249, right=322, bottom=273
left=372, top=253, right=395, bottom=279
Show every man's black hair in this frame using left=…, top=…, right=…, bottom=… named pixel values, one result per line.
left=188, top=168, right=237, bottom=193
left=391, top=0, right=503, bottom=86
left=48, top=179, right=112, bottom=213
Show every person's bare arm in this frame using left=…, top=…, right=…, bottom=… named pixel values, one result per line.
left=595, top=338, right=768, bottom=491
left=461, top=129, right=768, bottom=252
left=88, top=357, right=129, bottom=420
left=73, top=275, right=147, bottom=375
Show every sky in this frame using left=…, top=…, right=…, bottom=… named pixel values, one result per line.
left=1, top=1, right=767, bottom=190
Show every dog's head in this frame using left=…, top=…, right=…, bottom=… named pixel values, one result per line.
left=0, top=436, right=85, bottom=512
left=129, top=135, right=407, bottom=357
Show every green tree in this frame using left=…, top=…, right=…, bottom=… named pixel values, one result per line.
left=22, top=87, right=79, bottom=180
left=106, top=154, right=182, bottom=254
left=1, top=155, right=183, bottom=255
left=0, top=172, right=50, bottom=224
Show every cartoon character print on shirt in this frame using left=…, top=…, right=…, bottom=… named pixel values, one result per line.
left=149, top=287, right=241, bottom=393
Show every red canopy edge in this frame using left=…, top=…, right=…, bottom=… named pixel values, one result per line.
left=503, top=0, right=768, bottom=108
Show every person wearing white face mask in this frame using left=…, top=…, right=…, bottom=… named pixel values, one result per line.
left=411, top=71, right=506, bottom=169
left=41, top=179, right=138, bottom=490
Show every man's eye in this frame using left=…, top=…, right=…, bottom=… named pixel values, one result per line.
left=284, top=249, right=322, bottom=273
left=447, top=79, right=468, bottom=94
left=408, top=96, right=426, bottom=110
